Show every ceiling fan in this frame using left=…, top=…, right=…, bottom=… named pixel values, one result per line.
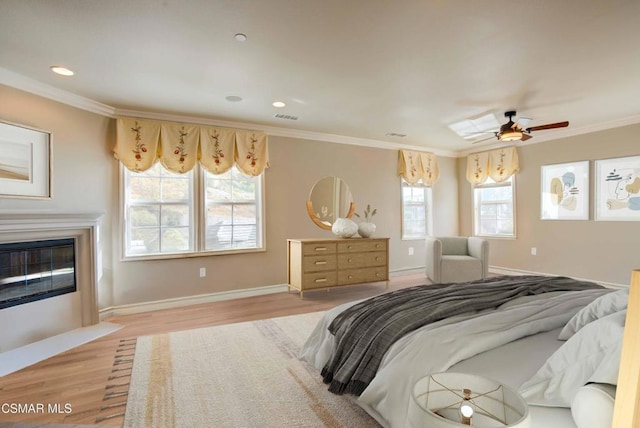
left=473, top=111, right=569, bottom=144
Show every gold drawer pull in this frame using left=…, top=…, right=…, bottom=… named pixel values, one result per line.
left=347, top=245, right=352, bottom=249
left=375, top=244, right=380, bottom=248
left=314, top=247, right=327, bottom=252
left=315, top=278, right=328, bottom=283
left=375, top=257, right=381, bottom=261
left=348, top=275, right=353, bottom=279
left=315, top=261, right=327, bottom=265
left=376, top=273, right=380, bottom=277
left=348, top=258, right=352, bottom=263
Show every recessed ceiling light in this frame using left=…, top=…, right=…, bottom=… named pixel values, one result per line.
left=50, top=66, right=74, bottom=76
left=225, top=95, right=243, bottom=102
left=234, top=33, right=247, bottom=42
left=272, top=101, right=286, bottom=108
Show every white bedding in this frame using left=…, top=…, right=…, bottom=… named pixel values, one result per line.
left=300, top=288, right=610, bottom=428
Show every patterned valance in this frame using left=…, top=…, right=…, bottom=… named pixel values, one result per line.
left=397, top=150, right=440, bottom=186
left=114, top=117, right=269, bottom=176
left=466, top=146, right=519, bottom=185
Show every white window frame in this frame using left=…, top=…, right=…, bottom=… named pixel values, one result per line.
left=121, top=163, right=265, bottom=261
left=472, top=175, right=516, bottom=238
left=401, top=179, right=433, bottom=240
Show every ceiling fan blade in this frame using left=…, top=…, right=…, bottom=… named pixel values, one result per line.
left=513, top=117, right=532, bottom=130
left=471, top=135, right=497, bottom=144
left=526, top=121, right=569, bottom=132
left=520, top=133, right=533, bottom=141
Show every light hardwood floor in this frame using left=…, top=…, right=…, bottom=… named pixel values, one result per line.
left=0, top=274, right=427, bottom=427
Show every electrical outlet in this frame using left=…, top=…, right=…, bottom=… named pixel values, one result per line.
left=531, top=247, right=537, bottom=256
left=408, top=247, right=414, bottom=256
left=199, top=267, right=206, bottom=277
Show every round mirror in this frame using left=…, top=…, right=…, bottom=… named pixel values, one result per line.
left=306, top=176, right=355, bottom=230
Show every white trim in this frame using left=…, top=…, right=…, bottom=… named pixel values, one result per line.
left=489, top=265, right=627, bottom=289
left=3, top=66, right=640, bottom=157
left=390, top=267, right=426, bottom=277
left=100, top=269, right=424, bottom=319
left=0, top=67, right=116, bottom=117
left=0, top=322, right=122, bottom=377
left=99, top=283, right=289, bottom=319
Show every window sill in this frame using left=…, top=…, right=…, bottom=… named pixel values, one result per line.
left=121, top=246, right=266, bottom=262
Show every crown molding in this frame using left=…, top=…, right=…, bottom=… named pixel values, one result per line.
left=4, top=67, right=639, bottom=159
left=0, top=67, right=116, bottom=117
left=115, top=108, right=459, bottom=157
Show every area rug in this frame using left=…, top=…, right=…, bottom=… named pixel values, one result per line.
left=123, top=311, right=380, bottom=428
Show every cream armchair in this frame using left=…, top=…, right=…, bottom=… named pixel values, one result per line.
left=425, top=236, right=489, bottom=284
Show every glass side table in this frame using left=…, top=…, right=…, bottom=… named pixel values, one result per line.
left=407, top=372, right=531, bottom=427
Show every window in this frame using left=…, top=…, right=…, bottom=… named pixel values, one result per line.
left=401, top=179, right=433, bottom=240
left=123, top=164, right=264, bottom=258
left=473, top=176, right=515, bottom=237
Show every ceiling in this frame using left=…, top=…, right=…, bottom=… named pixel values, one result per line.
left=1, top=0, right=640, bottom=154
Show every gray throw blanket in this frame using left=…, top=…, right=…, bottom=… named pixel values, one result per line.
left=321, top=275, right=603, bottom=395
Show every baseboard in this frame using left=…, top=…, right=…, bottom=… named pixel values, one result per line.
left=490, top=266, right=628, bottom=289
left=100, top=284, right=290, bottom=319
left=390, top=266, right=425, bottom=277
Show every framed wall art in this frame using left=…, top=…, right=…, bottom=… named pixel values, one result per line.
left=595, top=155, right=640, bottom=221
left=541, top=160, right=589, bottom=220
left=0, top=120, right=52, bottom=199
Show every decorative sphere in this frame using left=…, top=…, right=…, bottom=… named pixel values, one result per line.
left=332, top=218, right=358, bottom=238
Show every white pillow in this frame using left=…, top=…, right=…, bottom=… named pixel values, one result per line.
left=558, top=288, right=628, bottom=340
left=518, top=310, right=625, bottom=407
left=571, top=383, right=616, bottom=428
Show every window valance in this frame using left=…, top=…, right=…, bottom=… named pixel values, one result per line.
left=114, top=117, right=269, bottom=176
left=466, top=146, right=519, bottom=185
left=397, top=150, right=440, bottom=186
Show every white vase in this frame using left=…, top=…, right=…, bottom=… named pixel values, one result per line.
left=358, top=222, right=376, bottom=238
left=332, top=218, right=358, bottom=238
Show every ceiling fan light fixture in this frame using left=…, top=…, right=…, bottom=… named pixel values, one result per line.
left=499, top=130, right=523, bottom=142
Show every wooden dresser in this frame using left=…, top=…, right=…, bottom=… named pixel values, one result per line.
left=287, top=238, right=389, bottom=298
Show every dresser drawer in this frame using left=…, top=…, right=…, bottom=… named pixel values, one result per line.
left=302, top=242, right=337, bottom=256
left=338, top=266, right=388, bottom=285
left=303, top=271, right=338, bottom=289
left=303, top=254, right=337, bottom=272
left=337, top=251, right=386, bottom=269
left=337, top=239, right=386, bottom=253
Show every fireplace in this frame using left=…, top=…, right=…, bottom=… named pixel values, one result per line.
left=0, top=211, right=102, bottom=353
left=0, top=238, right=77, bottom=310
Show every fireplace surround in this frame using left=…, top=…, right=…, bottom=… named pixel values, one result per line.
left=0, top=211, right=102, bottom=352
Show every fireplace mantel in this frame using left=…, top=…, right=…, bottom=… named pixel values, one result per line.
left=0, top=211, right=104, bottom=347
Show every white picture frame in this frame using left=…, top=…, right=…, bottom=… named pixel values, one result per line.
left=0, top=120, right=52, bottom=199
left=541, top=161, right=589, bottom=220
left=595, top=155, right=640, bottom=221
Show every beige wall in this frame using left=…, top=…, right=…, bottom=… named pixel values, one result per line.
left=1, top=84, right=460, bottom=308
left=459, top=123, right=640, bottom=286
left=112, top=137, right=459, bottom=306
left=0, top=84, right=116, bottom=307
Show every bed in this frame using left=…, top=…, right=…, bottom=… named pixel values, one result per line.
left=300, top=275, right=628, bottom=428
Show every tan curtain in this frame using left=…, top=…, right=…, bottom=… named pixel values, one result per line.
left=398, top=149, right=440, bottom=185
left=114, top=117, right=161, bottom=172
left=200, top=126, right=236, bottom=174
left=235, top=130, right=270, bottom=176
left=160, top=123, right=200, bottom=174
left=419, top=152, right=439, bottom=186
left=488, top=146, right=519, bottom=183
left=114, top=117, right=270, bottom=175
left=466, top=146, right=519, bottom=185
